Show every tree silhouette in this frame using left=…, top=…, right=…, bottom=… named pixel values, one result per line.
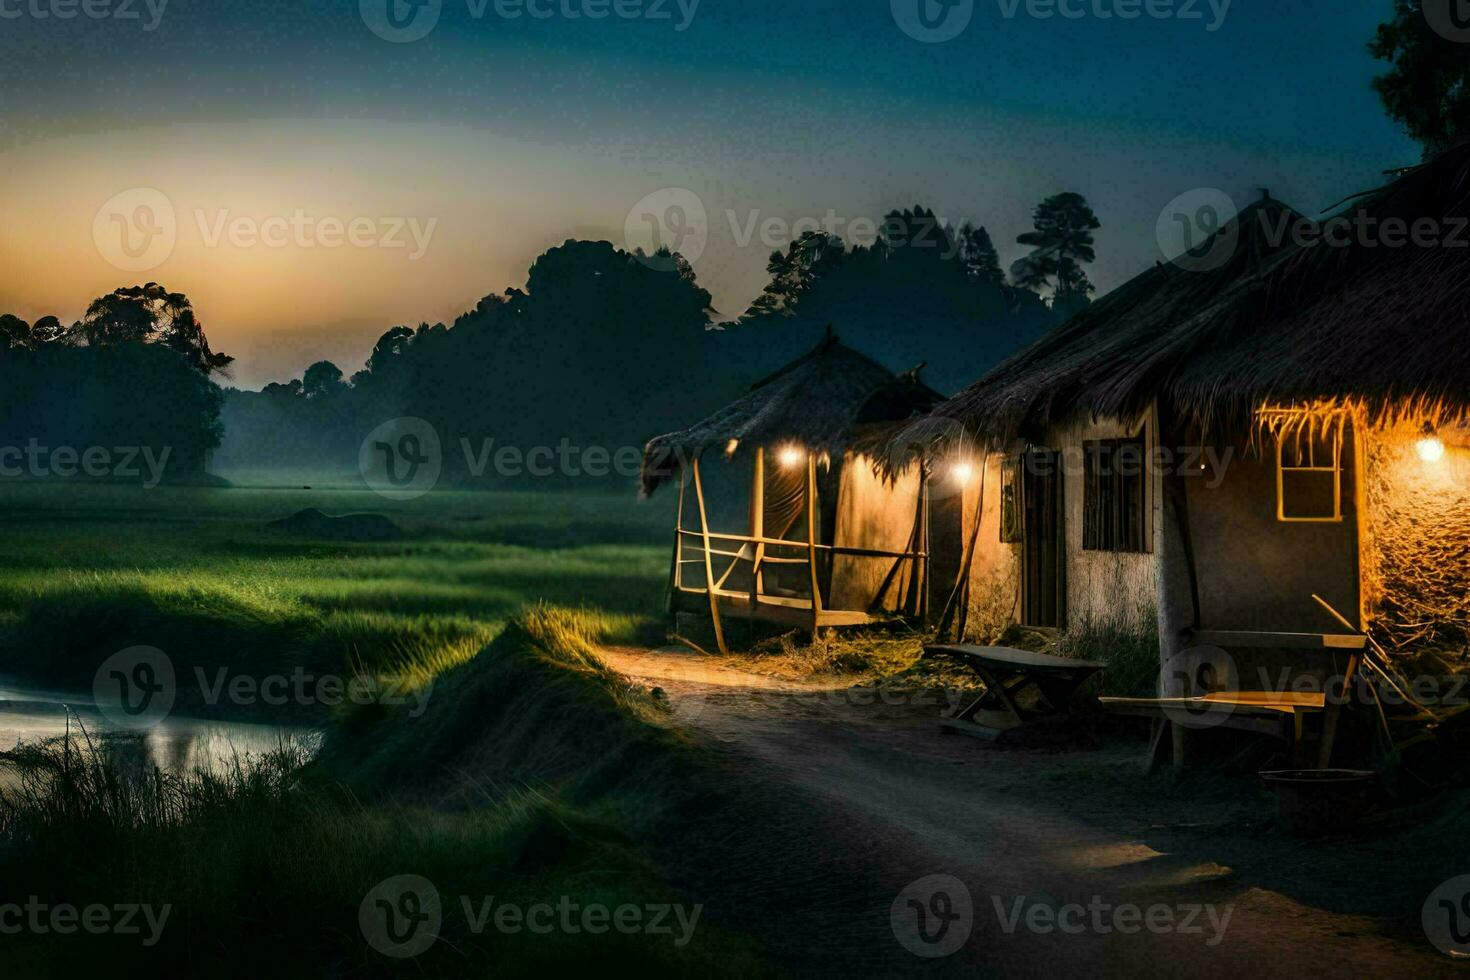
left=302, top=360, right=347, bottom=398
left=958, top=223, right=1004, bottom=285
left=0, top=314, right=30, bottom=351
left=77, top=284, right=233, bottom=375
left=745, top=231, right=846, bottom=318
left=1370, top=0, right=1470, bottom=157
left=1011, top=192, right=1100, bottom=306
left=30, top=316, right=65, bottom=346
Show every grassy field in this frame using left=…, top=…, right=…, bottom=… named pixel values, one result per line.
left=0, top=482, right=777, bottom=976
left=0, top=482, right=675, bottom=699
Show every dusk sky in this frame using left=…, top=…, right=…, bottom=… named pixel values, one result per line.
left=0, top=0, right=1418, bottom=388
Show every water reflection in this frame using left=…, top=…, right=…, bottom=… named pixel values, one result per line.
left=0, top=675, right=319, bottom=776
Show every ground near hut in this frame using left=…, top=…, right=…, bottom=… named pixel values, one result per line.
left=601, top=645, right=1468, bottom=977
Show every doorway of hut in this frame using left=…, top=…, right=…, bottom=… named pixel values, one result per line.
left=1021, top=448, right=1066, bottom=628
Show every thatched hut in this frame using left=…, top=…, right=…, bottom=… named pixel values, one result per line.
left=641, top=330, right=955, bottom=652
left=903, top=190, right=1313, bottom=638
left=905, top=145, right=1470, bottom=762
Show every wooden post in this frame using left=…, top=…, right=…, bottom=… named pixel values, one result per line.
left=806, top=453, right=823, bottom=637
left=691, top=457, right=729, bottom=655
left=665, top=467, right=687, bottom=615
left=750, top=447, right=766, bottom=612
left=918, top=465, right=930, bottom=620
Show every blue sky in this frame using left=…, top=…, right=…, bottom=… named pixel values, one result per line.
left=0, top=0, right=1421, bottom=386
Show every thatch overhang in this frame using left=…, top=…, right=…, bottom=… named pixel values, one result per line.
left=914, top=141, right=1470, bottom=453
left=640, top=329, right=943, bottom=496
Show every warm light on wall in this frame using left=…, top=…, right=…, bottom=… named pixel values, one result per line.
left=778, top=445, right=806, bottom=468
left=1418, top=436, right=1446, bottom=464
left=952, top=461, right=974, bottom=486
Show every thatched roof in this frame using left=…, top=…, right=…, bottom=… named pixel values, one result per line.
left=921, top=141, right=1470, bottom=446
left=641, top=328, right=942, bottom=495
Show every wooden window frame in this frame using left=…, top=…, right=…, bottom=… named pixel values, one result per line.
left=1082, top=435, right=1151, bottom=554
left=1274, top=413, right=1345, bottom=524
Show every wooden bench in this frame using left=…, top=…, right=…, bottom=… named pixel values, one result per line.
left=924, top=644, right=1105, bottom=740
left=1099, top=630, right=1366, bottom=769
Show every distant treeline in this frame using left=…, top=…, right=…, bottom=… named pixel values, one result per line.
left=0, top=287, right=227, bottom=485
left=218, top=202, right=1095, bottom=486
left=1, top=198, right=1101, bottom=489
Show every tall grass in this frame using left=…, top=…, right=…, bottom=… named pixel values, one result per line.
left=0, top=605, right=759, bottom=976
left=1055, top=605, right=1161, bottom=697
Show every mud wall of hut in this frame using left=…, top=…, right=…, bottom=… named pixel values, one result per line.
left=1179, top=429, right=1359, bottom=634
left=1056, top=417, right=1160, bottom=632
left=830, top=456, right=924, bottom=614
left=957, top=416, right=1159, bottom=638
left=1361, top=421, right=1470, bottom=653
left=960, top=453, right=1022, bottom=639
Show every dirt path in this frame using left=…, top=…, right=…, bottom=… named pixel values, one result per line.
left=601, top=646, right=1461, bottom=978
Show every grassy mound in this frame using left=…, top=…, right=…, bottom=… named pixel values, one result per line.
left=0, top=606, right=761, bottom=976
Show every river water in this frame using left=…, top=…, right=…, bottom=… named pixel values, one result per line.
left=0, top=674, right=319, bottom=775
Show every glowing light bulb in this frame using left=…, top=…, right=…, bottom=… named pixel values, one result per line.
left=778, top=446, right=805, bottom=468
left=1417, top=436, right=1446, bottom=463
left=952, top=462, right=974, bottom=486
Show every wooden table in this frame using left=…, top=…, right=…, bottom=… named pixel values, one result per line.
left=924, top=645, right=1106, bottom=740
